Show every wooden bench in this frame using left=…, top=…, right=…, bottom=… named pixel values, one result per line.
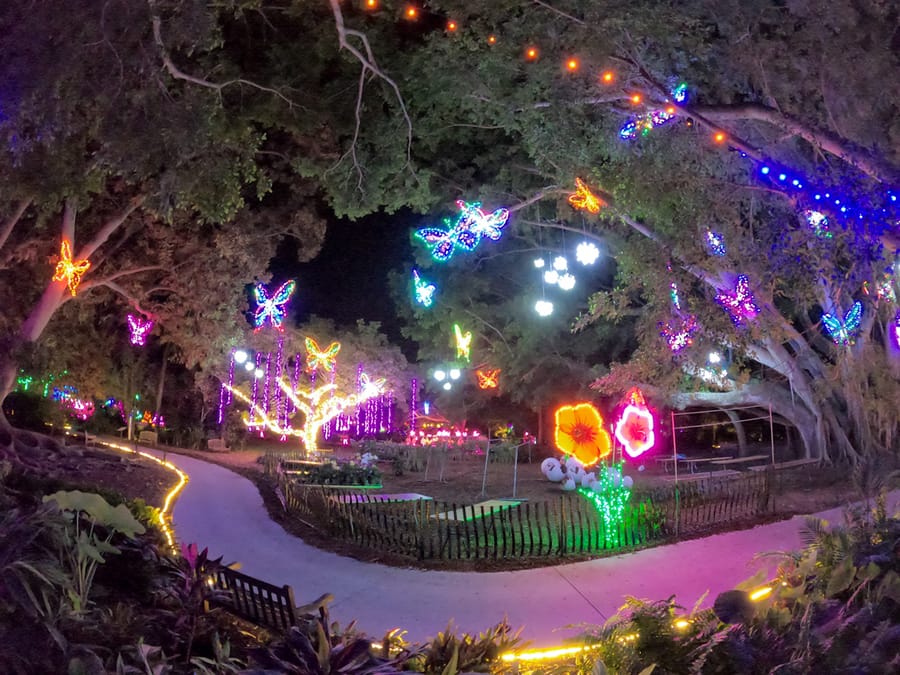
left=207, top=438, right=228, bottom=452
left=138, top=430, right=158, bottom=446
left=206, top=566, right=332, bottom=632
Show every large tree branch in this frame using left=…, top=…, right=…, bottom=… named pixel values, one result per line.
left=76, top=196, right=145, bottom=260
left=148, top=5, right=308, bottom=112
left=80, top=265, right=166, bottom=289
left=692, top=103, right=898, bottom=183
left=327, top=0, right=414, bottom=175
left=90, top=280, right=155, bottom=317
left=0, top=198, right=32, bottom=253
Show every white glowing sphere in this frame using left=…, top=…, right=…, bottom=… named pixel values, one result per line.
left=442, top=382, right=452, bottom=391
left=622, top=475, right=634, bottom=488
left=449, top=368, right=461, bottom=380
left=254, top=368, right=264, bottom=378
left=433, top=369, right=446, bottom=381
left=557, top=273, right=576, bottom=291
left=552, top=255, right=569, bottom=271
left=543, top=270, right=559, bottom=284
left=534, top=258, right=546, bottom=268
left=535, top=300, right=554, bottom=317
left=708, top=351, right=722, bottom=364
left=234, top=349, right=248, bottom=364
left=576, top=241, right=600, bottom=265
left=244, top=362, right=254, bottom=372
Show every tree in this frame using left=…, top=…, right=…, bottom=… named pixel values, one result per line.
left=317, top=0, right=899, bottom=461
left=0, top=0, right=332, bottom=434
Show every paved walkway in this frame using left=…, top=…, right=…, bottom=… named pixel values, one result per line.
left=153, top=449, right=899, bottom=646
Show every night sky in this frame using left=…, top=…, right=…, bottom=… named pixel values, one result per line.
left=270, top=210, right=420, bottom=347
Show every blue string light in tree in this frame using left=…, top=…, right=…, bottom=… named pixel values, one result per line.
left=619, top=83, right=687, bottom=140
left=412, top=269, right=436, bottom=307
left=822, top=301, right=863, bottom=346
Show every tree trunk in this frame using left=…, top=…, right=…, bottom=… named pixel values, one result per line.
left=722, top=408, right=748, bottom=457
left=155, top=343, right=171, bottom=417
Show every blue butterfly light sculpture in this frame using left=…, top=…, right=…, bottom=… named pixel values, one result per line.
left=415, top=200, right=509, bottom=261
left=822, top=301, right=862, bottom=345
left=412, top=269, right=436, bottom=307
left=253, top=280, right=296, bottom=331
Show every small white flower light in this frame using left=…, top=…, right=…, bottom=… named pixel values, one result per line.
left=543, top=270, right=559, bottom=284
left=442, top=382, right=452, bottom=391
left=708, top=351, right=722, bottom=364
left=552, top=255, right=569, bottom=271
left=433, top=369, right=446, bottom=381
left=557, top=273, right=576, bottom=291
left=254, top=368, right=265, bottom=378
left=575, top=241, right=600, bottom=266
left=244, top=362, right=255, bottom=372
left=234, top=349, right=248, bottom=364
left=534, top=258, right=546, bottom=268
left=449, top=368, right=461, bottom=380
left=535, top=300, right=554, bottom=316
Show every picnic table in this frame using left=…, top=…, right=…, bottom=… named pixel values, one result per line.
left=708, top=454, right=770, bottom=471
left=655, top=455, right=731, bottom=474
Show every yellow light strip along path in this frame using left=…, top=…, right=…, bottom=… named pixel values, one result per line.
left=94, top=438, right=188, bottom=550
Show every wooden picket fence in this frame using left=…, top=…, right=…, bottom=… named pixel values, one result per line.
left=276, top=470, right=771, bottom=563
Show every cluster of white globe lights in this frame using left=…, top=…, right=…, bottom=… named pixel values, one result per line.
left=233, top=349, right=265, bottom=378
left=432, top=367, right=462, bottom=390
left=532, top=241, right=601, bottom=317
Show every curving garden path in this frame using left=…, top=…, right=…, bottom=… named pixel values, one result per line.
left=150, top=448, right=899, bottom=646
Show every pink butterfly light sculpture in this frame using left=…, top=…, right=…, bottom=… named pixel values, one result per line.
left=715, top=275, right=760, bottom=325
left=127, top=314, right=154, bottom=346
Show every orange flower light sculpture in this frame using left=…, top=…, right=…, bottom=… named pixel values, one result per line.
left=554, top=402, right=611, bottom=467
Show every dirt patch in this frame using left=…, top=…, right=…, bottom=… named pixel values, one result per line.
left=4, top=429, right=176, bottom=507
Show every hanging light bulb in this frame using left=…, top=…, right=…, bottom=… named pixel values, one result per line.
left=575, top=242, right=600, bottom=265
left=433, top=369, right=446, bottom=381
left=254, top=368, right=265, bottom=378
left=534, top=258, right=546, bottom=268
left=244, top=362, right=254, bottom=372
left=552, top=256, right=568, bottom=271
left=535, top=300, right=554, bottom=316
left=234, top=350, right=248, bottom=364
left=449, top=368, right=461, bottom=380
left=557, top=273, right=576, bottom=291
left=544, top=269, right=559, bottom=284
left=442, top=382, right=452, bottom=391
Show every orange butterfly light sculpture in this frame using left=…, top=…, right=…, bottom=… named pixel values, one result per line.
left=567, top=177, right=607, bottom=214
left=475, top=368, right=501, bottom=389
left=52, top=239, right=91, bottom=296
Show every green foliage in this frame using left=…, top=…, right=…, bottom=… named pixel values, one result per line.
left=301, top=460, right=382, bottom=487
left=411, top=620, right=524, bottom=674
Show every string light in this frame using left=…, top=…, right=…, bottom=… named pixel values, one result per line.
left=364, top=0, right=377, bottom=8
left=127, top=314, right=154, bottom=346
left=715, top=274, right=760, bottom=325
left=576, top=241, right=600, bottom=265
left=566, top=58, right=579, bottom=71
left=568, top=177, right=606, bottom=213
left=713, top=131, right=726, bottom=143
left=705, top=230, right=727, bottom=256
left=412, top=269, right=436, bottom=307
left=822, top=301, right=862, bottom=345
left=577, top=462, right=632, bottom=547
left=525, top=46, right=539, bottom=61
left=453, top=323, right=472, bottom=361
left=305, top=337, right=341, bottom=372
left=487, top=34, right=497, bottom=45
left=253, top=280, right=296, bottom=331
left=416, top=220, right=480, bottom=261
left=475, top=368, right=500, bottom=389
left=446, top=20, right=458, bottom=31
left=552, top=256, right=568, bottom=271
left=892, top=311, right=900, bottom=349
left=619, top=108, right=677, bottom=140
left=52, top=239, right=91, bottom=296
left=535, top=299, right=554, bottom=316
left=404, top=5, right=418, bottom=19
left=534, top=258, right=546, bottom=268
left=601, top=71, right=614, bottom=83
left=543, top=270, right=559, bottom=284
